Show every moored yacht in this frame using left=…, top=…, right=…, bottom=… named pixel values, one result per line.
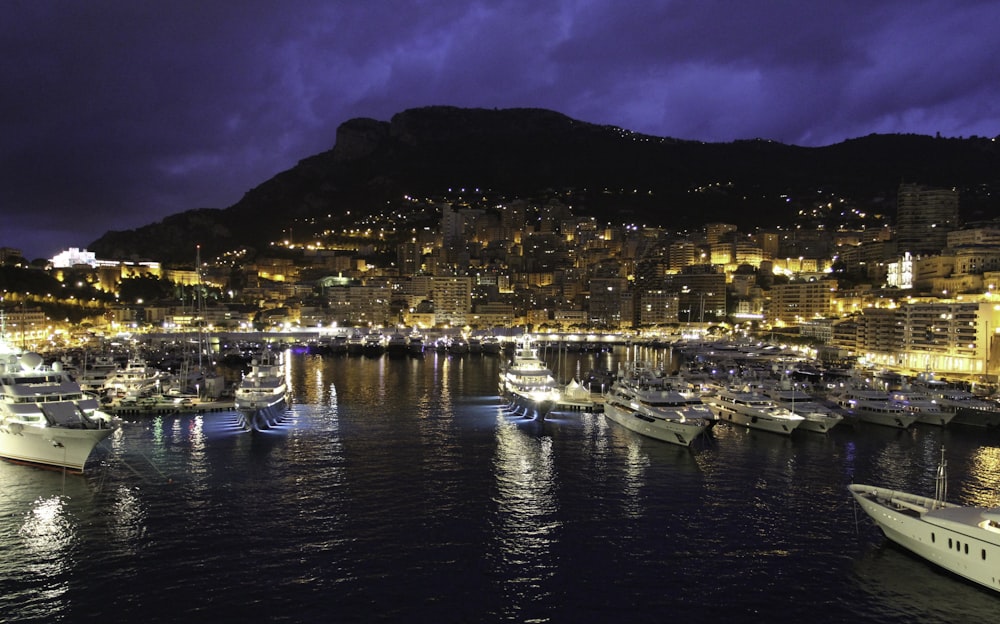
left=234, top=351, right=288, bottom=431
left=498, top=336, right=561, bottom=419
left=925, top=386, right=1000, bottom=428
left=406, top=330, right=425, bottom=356
left=889, top=387, right=954, bottom=426
left=103, top=354, right=166, bottom=399
left=763, top=381, right=844, bottom=433
left=828, top=386, right=918, bottom=429
left=603, top=364, right=713, bottom=446
left=74, top=353, right=119, bottom=393
left=0, top=346, right=117, bottom=472
left=702, top=387, right=805, bottom=435
left=386, top=331, right=408, bottom=357
left=849, top=447, right=1000, bottom=595
left=481, top=334, right=502, bottom=355
left=347, top=331, right=365, bottom=356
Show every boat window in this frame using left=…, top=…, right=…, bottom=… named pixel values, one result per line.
left=931, top=533, right=935, bottom=543
left=965, top=544, right=969, bottom=555
left=983, top=549, right=987, bottom=561
left=949, top=538, right=953, bottom=548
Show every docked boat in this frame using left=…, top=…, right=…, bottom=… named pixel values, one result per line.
left=74, top=353, right=119, bottom=393
left=498, top=337, right=561, bottom=419
left=849, top=448, right=1000, bottom=595
left=888, top=387, right=954, bottom=426
left=702, top=387, right=805, bottom=434
left=762, top=380, right=844, bottom=433
left=481, top=335, right=502, bottom=355
left=103, top=354, right=166, bottom=399
left=0, top=345, right=117, bottom=472
left=234, top=351, right=289, bottom=431
left=386, top=331, right=409, bottom=357
left=347, top=331, right=365, bottom=356
left=448, top=336, right=469, bottom=355
left=363, top=331, right=386, bottom=356
left=406, top=330, right=425, bottom=356
left=926, top=386, right=1000, bottom=428
left=828, top=386, right=919, bottom=429
left=467, top=336, right=483, bottom=355
left=603, top=364, right=713, bottom=446
left=329, top=334, right=349, bottom=355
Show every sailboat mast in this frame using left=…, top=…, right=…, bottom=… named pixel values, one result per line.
left=934, top=446, right=948, bottom=508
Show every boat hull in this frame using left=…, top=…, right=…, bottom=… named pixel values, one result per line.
left=850, top=410, right=919, bottom=429
left=502, top=388, right=555, bottom=420
left=0, top=425, right=113, bottom=472
left=849, top=484, right=1000, bottom=594
left=707, top=404, right=800, bottom=434
left=237, top=396, right=288, bottom=431
left=796, top=414, right=843, bottom=433
left=950, top=406, right=1000, bottom=428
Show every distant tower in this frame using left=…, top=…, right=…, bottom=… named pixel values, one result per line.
left=895, top=183, right=959, bottom=254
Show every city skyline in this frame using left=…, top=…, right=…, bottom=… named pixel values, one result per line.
left=4, top=1, right=999, bottom=261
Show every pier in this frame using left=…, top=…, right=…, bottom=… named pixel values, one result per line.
left=108, top=399, right=234, bottom=417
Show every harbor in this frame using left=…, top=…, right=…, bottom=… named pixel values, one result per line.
left=5, top=350, right=1000, bottom=623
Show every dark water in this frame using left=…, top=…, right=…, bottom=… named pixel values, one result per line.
left=3, top=349, right=1000, bottom=623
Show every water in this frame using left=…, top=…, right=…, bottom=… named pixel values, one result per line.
left=3, top=349, right=1000, bottom=623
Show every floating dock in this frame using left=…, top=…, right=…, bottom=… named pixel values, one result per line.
left=108, top=400, right=234, bottom=417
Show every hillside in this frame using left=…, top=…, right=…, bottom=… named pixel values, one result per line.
left=89, top=106, right=1000, bottom=263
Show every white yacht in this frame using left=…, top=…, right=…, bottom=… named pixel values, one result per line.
left=763, top=381, right=844, bottom=433
left=603, top=364, right=713, bottom=446
left=0, top=346, right=117, bottom=472
left=74, top=353, right=119, bottom=393
left=917, top=383, right=1000, bottom=428
left=702, top=387, right=805, bottom=435
left=889, top=387, right=954, bottom=426
left=234, top=351, right=288, bottom=431
left=498, top=336, right=561, bottom=420
left=829, top=386, right=919, bottom=429
left=849, top=448, right=1000, bottom=595
left=103, top=355, right=166, bottom=399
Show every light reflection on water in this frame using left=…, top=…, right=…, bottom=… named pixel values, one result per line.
left=491, top=413, right=560, bottom=619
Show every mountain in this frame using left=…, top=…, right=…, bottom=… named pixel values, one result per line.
left=89, top=106, right=1000, bottom=263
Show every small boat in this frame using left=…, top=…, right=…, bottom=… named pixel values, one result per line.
left=234, top=351, right=289, bottom=431
left=849, top=447, right=1000, bottom=595
left=0, top=344, right=117, bottom=472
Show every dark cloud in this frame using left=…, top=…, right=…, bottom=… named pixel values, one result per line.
left=2, top=0, right=997, bottom=259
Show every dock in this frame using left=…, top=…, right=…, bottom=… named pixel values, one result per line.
left=108, top=399, right=234, bottom=417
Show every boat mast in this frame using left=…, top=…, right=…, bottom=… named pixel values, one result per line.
left=934, top=445, right=948, bottom=508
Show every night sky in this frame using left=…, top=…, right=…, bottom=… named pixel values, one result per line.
left=3, top=1, right=998, bottom=260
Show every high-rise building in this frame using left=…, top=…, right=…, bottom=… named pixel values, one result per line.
left=895, top=183, right=959, bottom=254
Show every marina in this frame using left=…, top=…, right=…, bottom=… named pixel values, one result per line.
left=5, top=344, right=1000, bottom=623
